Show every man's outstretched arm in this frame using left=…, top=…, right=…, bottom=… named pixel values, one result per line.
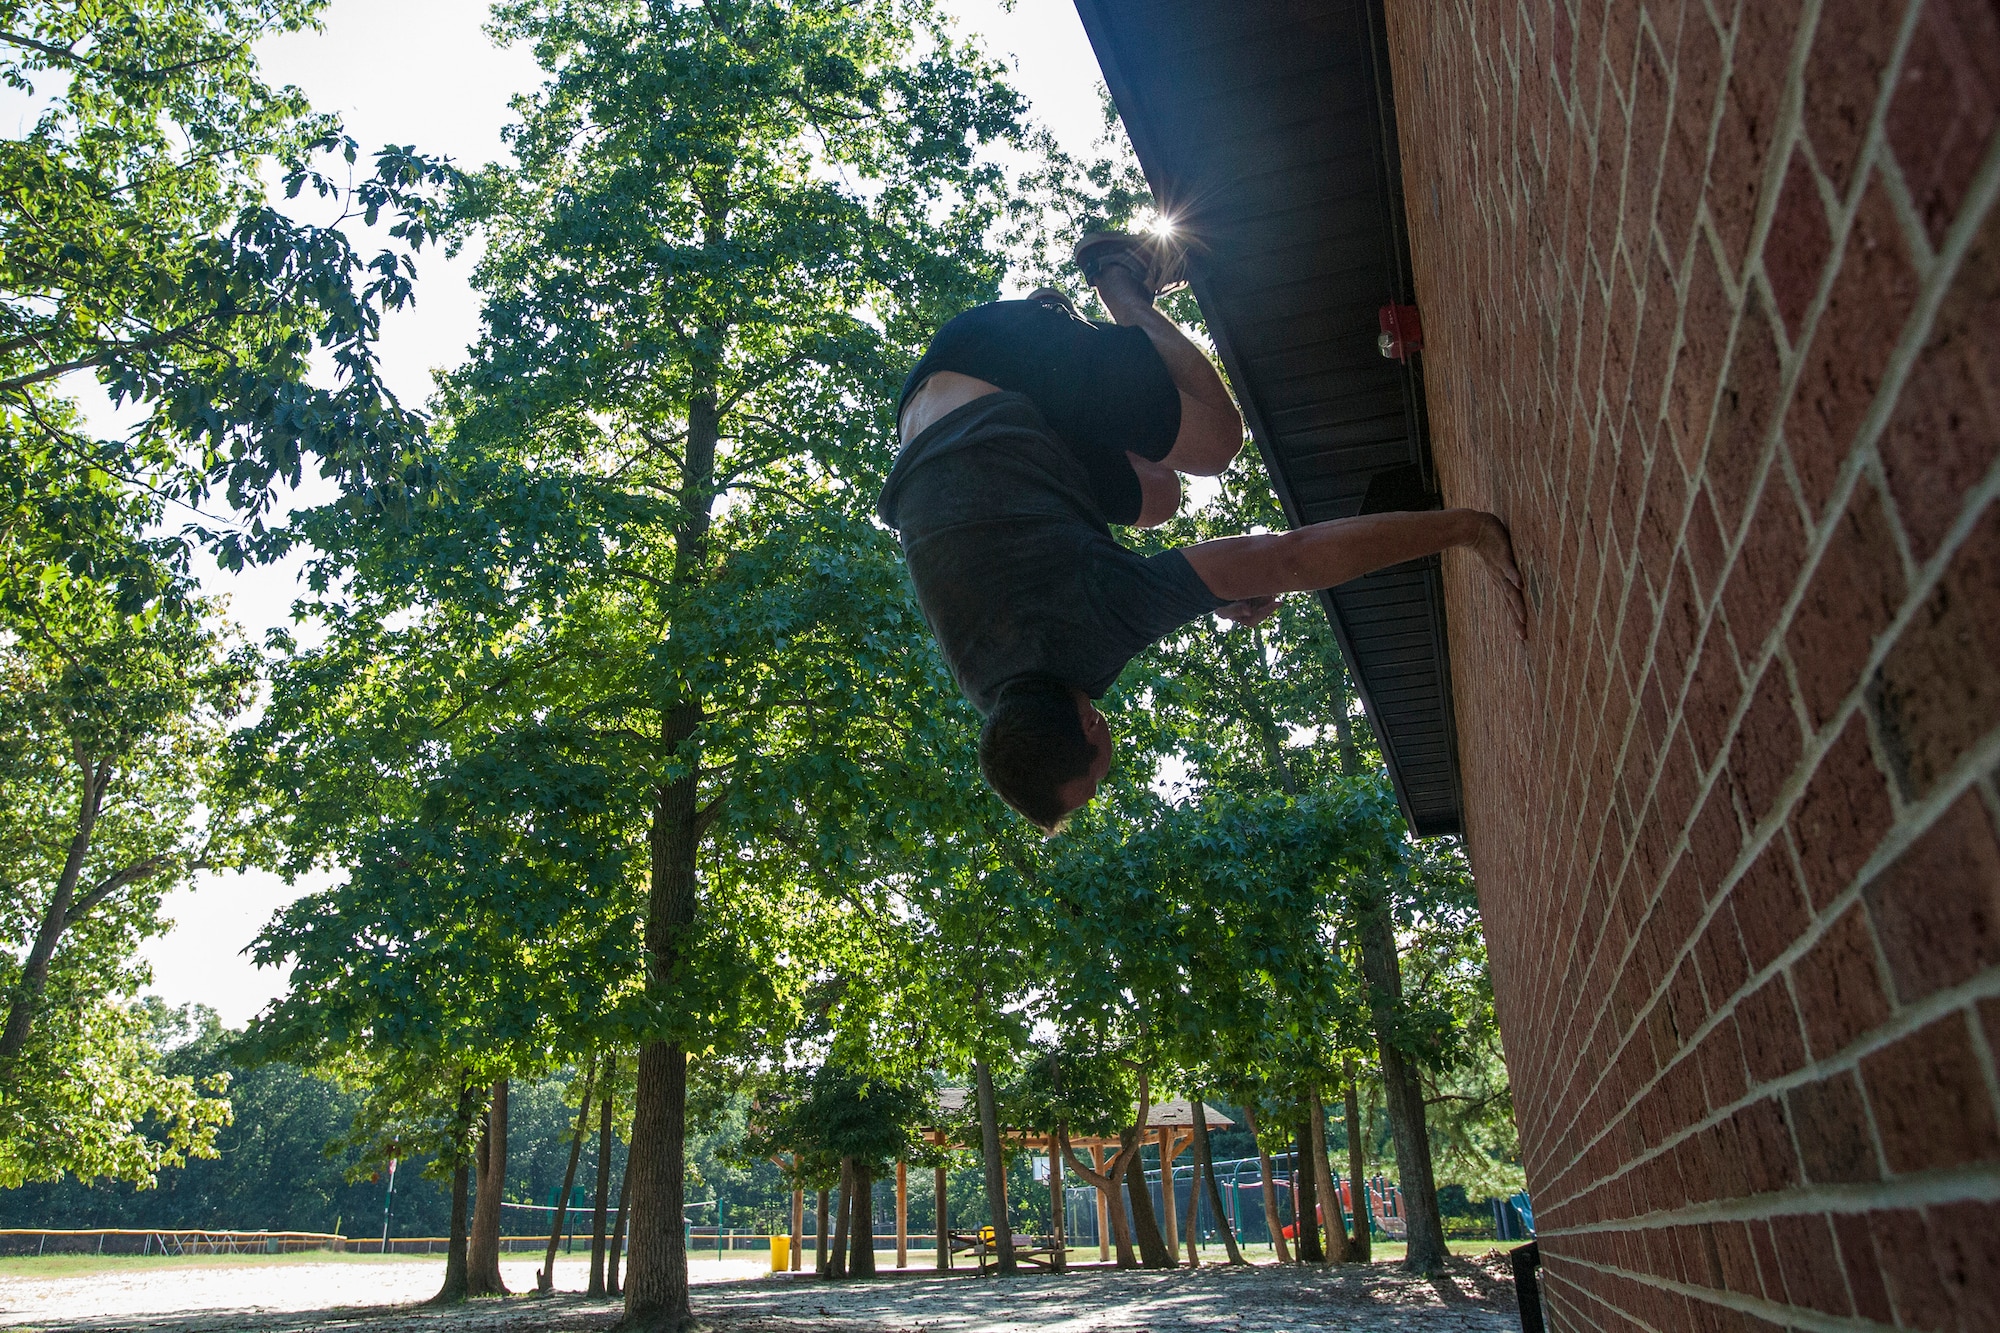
left=1182, top=509, right=1528, bottom=637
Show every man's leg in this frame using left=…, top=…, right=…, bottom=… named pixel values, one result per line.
left=1089, top=259, right=1244, bottom=476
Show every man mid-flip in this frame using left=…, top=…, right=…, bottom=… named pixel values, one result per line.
left=878, top=232, right=1525, bottom=831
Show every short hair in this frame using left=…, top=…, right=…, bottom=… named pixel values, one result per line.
left=978, top=677, right=1096, bottom=833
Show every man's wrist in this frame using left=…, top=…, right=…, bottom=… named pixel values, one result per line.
left=1447, top=508, right=1489, bottom=546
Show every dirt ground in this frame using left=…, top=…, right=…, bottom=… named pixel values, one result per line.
left=0, top=1252, right=1521, bottom=1333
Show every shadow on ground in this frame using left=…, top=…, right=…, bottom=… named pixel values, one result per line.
left=25, top=1257, right=1520, bottom=1333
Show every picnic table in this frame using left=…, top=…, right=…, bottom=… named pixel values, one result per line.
left=954, top=1226, right=1063, bottom=1274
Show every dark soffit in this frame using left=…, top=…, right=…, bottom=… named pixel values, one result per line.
left=1073, top=0, right=1463, bottom=837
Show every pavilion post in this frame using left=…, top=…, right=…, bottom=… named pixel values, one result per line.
left=934, top=1161, right=950, bottom=1271
left=1156, top=1127, right=1180, bottom=1265
left=1047, top=1135, right=1066, bottom=1271
left=895, top=1160, right=908, bottom=1268
left=1096, top=1168, right=1110, bottom=1263
left=790, top=1187, right=803, bottom=1271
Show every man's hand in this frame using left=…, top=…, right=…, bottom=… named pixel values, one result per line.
left=1469, top=513, right=1528, bottom=640
left=1217, top=596, right=1279, bottom=628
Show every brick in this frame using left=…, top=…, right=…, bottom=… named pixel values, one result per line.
left=1685, top=764, right=1745, bottom=893
left=1769, top=1212, right=1854, bottom=1318
left=1693, top=1013, right=1749, bottom=1108
left=1630, top=243, right=1680, bottom=422
left=1685, top=619, right=1745, bottom=768
left=1801, top=2, right=1909, bottom=199
left=1787, top=713, right=1896, bottom=911
left=1702, top=287, right=1784, bottom=536
left=1621, top=28, right=1674, bottom=263
left=1725, top=662, right=1805, bottom=830
left=1884, top=0, right=2000, bottom=246
left=1685, top=483, right=1728, bottom=600
left=1927, top=1199, right=2000, bottom=1331
left=1788, top=1070, right=1881, bottom=1183
left=1733, top=1096, right=1801, bottom=1192
left=1860, top=1012, right=2000, bottom=1173
left=1693, top=902, right=1752, bottom=1008
left=1827, top=1211, right=1894, bottom=1324
left=1667, top=237, right=1733, bottom=468
left=1732, top=839, right=1812, bottom=975
left=1873, top=1208, right=1959, bottom=1331
left=1734, top=972, right=1807, bottom=1084
left=1785, top=475, right=1909, bottom=728
left=1863, top=791, right=2000, bottom=1005
left=1592, top=69, right=1633, bottom=269
left=1878, top=203, right=2000, bottom=562
left=1660, top=9, right=1724, bottom=269
left=1783, top=175, right=1924, bottom=517
left=1720, top=465, right=1808, bottom=660
left=1871, top=502, right=2000, bottom=798
left=1706, top=0, right=1803, bottom=273
left=1709, top=1218, right=1763, bottom=1297
left=1788, top=903, right=1893, bottom=1059
left=1762, top=148, right=1833, bottom=338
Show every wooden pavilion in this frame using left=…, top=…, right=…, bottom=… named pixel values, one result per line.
left=895, top=1089, right=1236, bottom=1271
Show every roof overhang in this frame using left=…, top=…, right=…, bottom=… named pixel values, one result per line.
left=1073, top=0, right=1463, bottom=836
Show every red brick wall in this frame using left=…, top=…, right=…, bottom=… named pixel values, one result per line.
left=1382, top=0, right=2000, bottom=1327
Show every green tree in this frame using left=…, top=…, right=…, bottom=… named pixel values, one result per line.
left=1, top=0, right=449, bottom=1192
left=362, top=2, right=1026, bottom=1323
left=0, top=1003, right=444, bottom=1235
left=0, top=464, right=252, bottom=1185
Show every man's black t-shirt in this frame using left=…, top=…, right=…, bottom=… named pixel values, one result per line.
left=898, top=299, right=1180, bottom=526
left=877, top=393, right=1224, bottom=715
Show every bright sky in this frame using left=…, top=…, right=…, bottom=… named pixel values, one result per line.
left=130, top=0, right=1117, bottom=1027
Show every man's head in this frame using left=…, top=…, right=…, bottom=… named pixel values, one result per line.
left=977, top=677, right=1113, bottom=833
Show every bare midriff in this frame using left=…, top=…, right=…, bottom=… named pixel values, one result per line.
left=898, top=370, right=1003, bottom=446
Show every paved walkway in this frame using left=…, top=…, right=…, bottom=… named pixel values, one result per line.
left=3, top=1254, right=1520, bottom=1332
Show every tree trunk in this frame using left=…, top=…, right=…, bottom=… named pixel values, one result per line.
left=1058, top=1135, right=1135, bottom=1267
left=847, top=1159, right=875, bottom=1276
left=436, top=1159, right=471, bottom=1302
left=1310, top=1087, right=1352, bottom=1263
left=1191, top=1097, right=1244, bottom=1265
left=1292, top=1128, right=1325, bottom=1262
left=1240, top=1103, right=1290, bottom=1263
left=827, top=1160, right=851, bottom=1279
left=973, top=1061, right=1015, bottom=1274
left=0, top=756, right=107, bottom=1067
left=608, top=1152, right=631, bottom=1296
left=433, top=1079, right=477, bottom=1304
left=623, top=387, right=719, bottom=1330
left=624, top=1039, right=693, bottom=1321
left=815, top=1187, right=830, bottom=1275
left=1344, top=1061, right=1370, bottom=1262
left=1355, top=895, right=1448, bottom=1274
left=541, top=1057, right=598, bottom=1293
left=469, top=1080, right=509, bottom=1296
left=1122, top=1132, right=1174, bottom=1268
left=590, top=1056, right=617, bottom=1297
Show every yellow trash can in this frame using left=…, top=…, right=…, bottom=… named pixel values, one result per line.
left=769, top=1234, right=789, bottom=1273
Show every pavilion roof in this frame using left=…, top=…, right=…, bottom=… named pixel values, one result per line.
left=924, top=1088, right=1235, bottom=1136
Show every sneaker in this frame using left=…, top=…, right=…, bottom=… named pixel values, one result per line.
left=1072, top=230, right=1189, bottom=297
